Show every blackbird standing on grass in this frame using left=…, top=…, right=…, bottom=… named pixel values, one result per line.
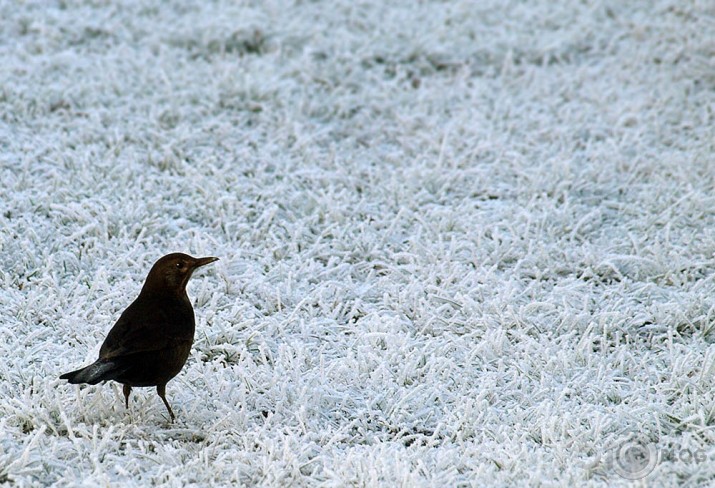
left=60, top=253, right=218, bottom=421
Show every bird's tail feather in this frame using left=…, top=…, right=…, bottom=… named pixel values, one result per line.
left=59, top=359, right=128, bottom=385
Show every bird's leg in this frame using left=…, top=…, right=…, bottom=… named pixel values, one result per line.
left=156, top=384, right=175, bottom=422
left=123, top=384, right=132, bottom=409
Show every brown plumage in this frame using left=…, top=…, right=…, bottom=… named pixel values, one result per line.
left=60, top=253, right=218, bottom=421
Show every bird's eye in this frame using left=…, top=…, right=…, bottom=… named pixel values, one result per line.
left=176, top=262, right=183, bottom=269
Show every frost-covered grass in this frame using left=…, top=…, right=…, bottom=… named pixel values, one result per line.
left=1, top=0, right=714, bottom=486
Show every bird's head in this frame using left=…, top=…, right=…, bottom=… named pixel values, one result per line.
left=142, top=253, right=219, bottom=295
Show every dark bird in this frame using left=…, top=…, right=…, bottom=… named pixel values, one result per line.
left=60, top=253, right=218, bottom=421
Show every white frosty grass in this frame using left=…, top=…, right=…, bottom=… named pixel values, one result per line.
left=1, top=0, right=715, bottom=485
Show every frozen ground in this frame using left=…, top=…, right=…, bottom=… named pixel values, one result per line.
left=0, top=0, right=714, bottom=486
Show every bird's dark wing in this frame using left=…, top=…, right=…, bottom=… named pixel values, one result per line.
left=98, top=295, right=195, bottom=360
